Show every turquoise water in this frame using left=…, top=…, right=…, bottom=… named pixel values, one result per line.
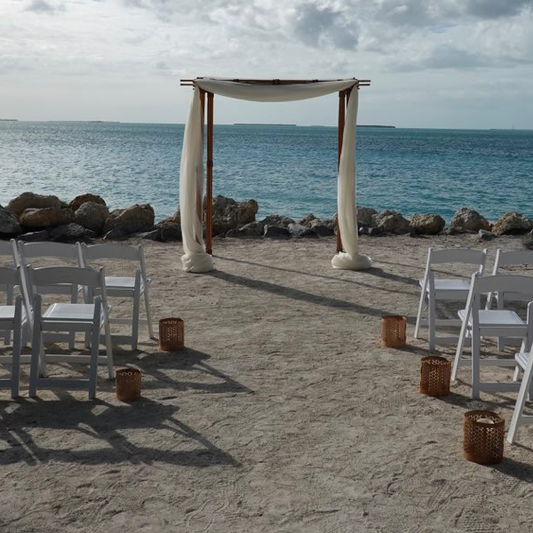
left=0, top=121, right=532, bottom=222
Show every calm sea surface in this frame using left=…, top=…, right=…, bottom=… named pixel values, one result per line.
left=0, top=121, right=532, bottom=222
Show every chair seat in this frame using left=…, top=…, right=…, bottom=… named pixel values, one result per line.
left=43, top=303, right=104, bottom=322
left=421, top=278, right=470, bottom=292
left=103, top=276, right=150, bottom=293
left=458, top=309, right=525, bottom=328
left=0, top=305, right=25, bottom=322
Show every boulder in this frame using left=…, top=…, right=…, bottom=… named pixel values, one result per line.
left=492, top=212, right=533, bottom=236
left=264, top=225, right=291, bottom=239
left=142, top=228, right=162, bottom=241
left=288, top=223, right=317, bottom=238
left=298, top=214, right=318, bottom=227
left=69, top=193, right=106, bottom=212
left=49, top=223, right=88, bottom=242
left=19, top=207, right=74, bottom=228
left=159, top=222, right=182, bottom=242
left=478, top=229, right=496, bottom=241
left=449, top=208, right=490, bottom=232
left=226, top=221, right=265, bottom=238
left=7, top=192, right=63, bottom=216
left=261, top=214, right=295, bottom=229
left=103, top=229, right=129, bottom=241
left=74, top=202, right=109, bottom=234
left=310, top=219, right=335, bottom=237
left=103, top=204, right=155, bottom=235
left=0, top=206, right=22, bottom=237
left=409, top=213, right=445, bottom=235
left=524, top=231, right=533, bottom=250
left=207, top=196, right=258, bottom=235
left=18, top=230, right=49, bottom=242
left=359, top=226, right=383, bottom=236
left=357, top=207, right=377, bottom=226
left=374, top=211, right=410, bottom=234
left=156, top=210, right=181, bottom=227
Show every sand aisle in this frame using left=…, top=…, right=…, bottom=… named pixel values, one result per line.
left=1, top=234, right=533, bottom=532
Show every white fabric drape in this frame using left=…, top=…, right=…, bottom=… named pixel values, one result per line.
left=179, top=77, right=372, bottom=272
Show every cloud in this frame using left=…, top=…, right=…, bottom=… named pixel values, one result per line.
left=292, top=2, right=359, bottom=49
left=465, top=0, right=533, bottom=19
left=24, top=0, right=65, bottom=14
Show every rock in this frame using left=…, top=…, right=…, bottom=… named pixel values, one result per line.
left=69, top=194, right=106, bottom=212
left=449, top=208, right=490, bottom=232
left=310, top=219, right=335, bottom=237
left=0, top=206, right=22, bottom=237
left=142, top=228, right=161, bottom=241
left=371, top=210, right=397, bottom=226
left=49, top=223, right=87, bottom=242
left=207, top=196, right=258, bottom=235
left=159, top=222, right=182, bottom=242
left=524, top=231, right=533, bottom=250
left=7, top=192, right=63, bottom=216
left=17, top=230, right=49, bottom=242
left=74, top=202, right=109, bottom=234
left=19, top=207, right=75, bottom=228
left=359, top=226, right=383, bottom=236
left=227, top=221, right=265, bottom=238
left=409, top=213, right=445, bottom=235
left=298, top=214, right=318, bottom=227
left=264, top=225, right=291, bottom=239
left=103, top=229, right=129, bottom=241
left=478, top=229, right=496, bottom=241
left=288, top=223, right=317, bottom=238
left=103, top=204, right=155, bottom=235
left=375, top=211, right=410, bottom=234
left=357, top=207, right=377, bottom=226
left=492, top=212, right=533, bottom=236
left=261, top=214, right=295, bottom=229
left=156, top=210, right=181, bottom=227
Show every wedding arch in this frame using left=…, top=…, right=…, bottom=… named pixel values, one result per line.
left=179, top=77, right=372, bottom=273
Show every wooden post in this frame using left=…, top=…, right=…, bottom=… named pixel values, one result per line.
left=206, top=92, right=214, bottom=255
left=197, top=89, right=206, bottom=244
left=336, top=90, right=346, bottom=253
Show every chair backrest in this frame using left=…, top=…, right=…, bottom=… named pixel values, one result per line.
left=472, top=274, right=533, bottom=298
left=493, top=249, right=533, bottom=270
left=428, top=248, right=488, bottom=270
left=19, top=242, right=82, bottom=268
left=80, top=243, right=148, bottom=279
left=0, top=239, right=20, bottom=267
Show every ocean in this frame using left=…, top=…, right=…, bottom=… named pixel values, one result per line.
left=1, top=121, right=532, bottom=222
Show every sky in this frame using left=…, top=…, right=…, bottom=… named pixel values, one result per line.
left=1, top=0, right=532, bottom=129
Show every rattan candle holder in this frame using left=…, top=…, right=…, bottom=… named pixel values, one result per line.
left=381, top=315, right=407, bottom=347
left=159, top=318, right=185, bottom=351
left=463, top=411, right=505, bottom=465
left=116, top=368, right=142, bottom=402
left=420, top=356, right=451, bottom=397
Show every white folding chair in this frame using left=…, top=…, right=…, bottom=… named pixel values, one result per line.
left=18, top=242, right=84, bottom=349
left=414, top=248, right=488, bottom=350
left=79, top=243, right=154, bottom=350
left=452, top=274, right=533, bottom=399
left=508, top=342, right=533, bottom=443
left=486, top=249, right=533, bottom=350
left=0, top=239, right=21, bottom=344
left=0, top=267, right=25, bottom=398
left=23, top=266, right=114, bottom=399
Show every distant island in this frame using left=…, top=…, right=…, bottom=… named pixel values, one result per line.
left=234, top=123, right=297, bottom=127
left=359, top=124, right=395, bottom=128
left=0, top=119, right=18, bottom=122
left=233, top=123, right=395, bottom=128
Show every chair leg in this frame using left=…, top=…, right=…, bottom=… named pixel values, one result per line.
left=11, top=306, right=22, bottom=399
left=471, top=327, right=481, bottom=400
left=104, top=313, right=114, bottom=380
left=414, top=290, right=425, bottom=339
left=452, top=317, right=470, bottom=381
left=428, top=294, right=436, bottom=351
left=4, top=286, right=13, bottom=345
left=131, top=294, right=140, bottom=351
left=508, top=358, right=533, bottom=444
left=143, top=288, right=155, bottom=339
left=29, top=326, right=42, bottom=398
left=88, top=324, right=99, bottom=400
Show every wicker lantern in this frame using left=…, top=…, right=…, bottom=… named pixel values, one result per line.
left=116, top=368, right=142, bottom=402
left=159, top=318, right=185, bottom=351
left=463, top=411, right=505, bottom=465
left=381, top=315, right=407, bottom=347
left=420, top=356, right=451, bottom=397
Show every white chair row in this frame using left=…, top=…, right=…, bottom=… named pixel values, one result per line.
left=0, top=264, right=111, bottom=399
left=415, top=247, right=533, bottom=444
left=0, top=240, right=154, bottom=351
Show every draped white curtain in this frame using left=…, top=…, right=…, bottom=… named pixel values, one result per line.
left=179, top=77, right=372, bottom=273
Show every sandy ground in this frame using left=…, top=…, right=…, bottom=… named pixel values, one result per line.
left=1, top=233, right=533, bottom=533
